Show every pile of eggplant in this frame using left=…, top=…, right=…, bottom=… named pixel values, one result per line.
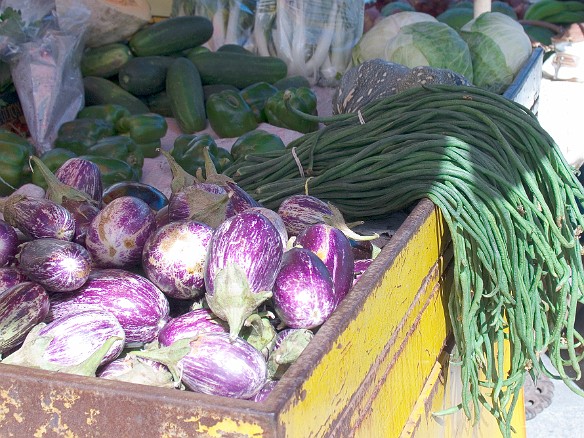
left=0, top=152, right=376, bottom=402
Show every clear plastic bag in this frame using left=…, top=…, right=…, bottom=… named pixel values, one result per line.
left=0, top=0, right=89, bottom=154
left=252, top=0, right=364, bottom=86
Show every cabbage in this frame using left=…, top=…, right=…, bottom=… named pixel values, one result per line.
left=460, top=12, right=532, bottom=94
left=383, top=21, right=474, bottom=82
left=351, top=11, right=436, bottom=66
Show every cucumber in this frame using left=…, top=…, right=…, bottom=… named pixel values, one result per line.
left=166, top=57, right=206, bottom=133
left=83, top=76, right=150, bottom=115
left=272, top=75, right=311, bottom=91
left=118, top=56, right=175, bottom=96
left=129, top=16, right=213, bottom=57
left=187, top=51, right=288, bottom=89
left=146, top=91, right=173, bottom=117
left=80, top=43, right=134, bottom=78
left=216, top=44, right=255, bottom=55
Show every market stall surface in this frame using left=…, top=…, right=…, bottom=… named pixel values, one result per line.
left=526, top=76, right=584, bottom=438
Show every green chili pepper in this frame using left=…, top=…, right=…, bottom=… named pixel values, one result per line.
left=116, top=113, right=168, bottom=144
left=0, top=129, right=35, bottom=195
left=54, top=118, right=116, bottom=155
left=31, top=148, right=78, bottom=189
left=264, top=87, right=319, bottom=134
left=239, top=82, right=278, bottom=123
left=230, top=129, right=285, bottom=162
left=87, top=135, right=144, bottom=179
left=205, top=90, right=258, bottom=138
left=77, top=104, right=131, bottom=125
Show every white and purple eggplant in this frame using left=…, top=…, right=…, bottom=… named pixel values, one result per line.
left=205, top=210, right=284, bottom=339
left=133, top=332, right=268, bottom=399
left=97, top=354, right=176, bottom=388
left=224, top=181, right=261, bottom=218
left=245, top=206, right=289, bottom=249
left=0, top=282, right=49, bottom=356
left=52, top=157, right=104, bottom=204
left=0, top=219, right=18, bottom=266
left=85, top=196, right=156, bottom=268
left=2, top=194, right=76, bottom=241
left=247, top=379, right=278, bottom=402
left=16, top=238, right=92, bottom=292
left=142, top=220, right=214, bottom=300
left=295, top=223, right=355, bottom=305
left=267, top=328, right=314, bottom=379
left=272, top=247, right=337, bottom=329
left=0, top=266, right=28, bottom=293
left=48, top=269, right=170, bottom=346
left=2, top=309, right=125, bottom=376
left=354, top=258, right=374, bottom=285
left=30, top=155, right=101, bottom=245
left=158, top=308, right=228, bottom=347
left=168, top=183, right=229, bottom=228
left=277, top=194, right=377, bottom=242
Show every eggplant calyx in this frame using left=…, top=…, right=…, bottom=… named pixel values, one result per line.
left=196, top=147, right=233, bottom=186
left=206, top=264, right=273, bottom=342
left=64, top=336, right=123, bottom=377
left=323, top=203, right=378, bottom=241
left=29, top=156, right=96, bottom=206
left=1, top=323, right=51, bottom=368
left=241, top=313, right=277, bottom=358
left=160, top=149, right=199, bottom=194
left=129, top=337, right=194, bottom=387
left=184, top=186, right=230, bottom=228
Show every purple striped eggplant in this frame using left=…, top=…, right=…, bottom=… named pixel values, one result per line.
left=0, top=282, right=49, bottom=355
left=48, top=269, right=170, bottom=346
left=158, top=308, right=228, bottom=347
left=142, top=220, right=214, bottom=300
left=85, top=196, right=156, bottom=268
left=0, top=219, right=18, bottom=266
left=296, top=223, right=355, bottom=305
left=16, top=238, right=92, bottom=292
left=224, top=181, right=261, bottom=218
left=168, top=183, right=229, bottom=228
left=267, top=328, right=313, bottom=379
left=0, top=267, right=28, bottom=293
left=273, top=247, right=337, bottom=329
left=2, top=310, right=125, bottom=376
left=277, top=194, right=377, bottom=242
left=52, top=158, right=103, bottom=204
left=2, top=194, right=75, bottom=241
left=245, top=206, right=288, bottom=249
left=354, top=259, right=373, bottom=285
left=30, top=156, right=102, bottom=245
left=97, top=354, right=175, bottom=388
left=205, top=210, right=284, bottom=339
left=134, top=332, right=268, bottom=399
left=248, top=379, right=278, bottom=402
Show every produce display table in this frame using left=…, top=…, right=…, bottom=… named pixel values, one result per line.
left=0, top=48, right=543, bottom=437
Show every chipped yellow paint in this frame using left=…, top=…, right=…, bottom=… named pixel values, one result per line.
left=0, top=387, right=23, bottom=423
left=85, top=408, right=100, bottom=426
left=33, top=389, right=80, bottom=438
left=278, top=203, right=453, bottom=437
left=12, top=412, right=23, bottom=423
left=193, top=417, right=264, bottom=437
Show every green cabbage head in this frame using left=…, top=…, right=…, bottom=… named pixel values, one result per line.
left=461, top=12, right=532, bottom=94
left=383, top=21, right=474, bottom=82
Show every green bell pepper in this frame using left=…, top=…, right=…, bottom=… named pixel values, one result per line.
left=31, top=148, right=78, bottom=189
left=239, top=82, right=278, bottom=123
left=78, top=155, right=138, bottom=187
left=87, top=135, right=144, bottom=180
left=115, top=113, right=167, bottom=158
left=206, top=90, right=258, bottom=138
left=77, top=104, right=131, bottom=125
left=54, top=118, right=116, bottom=155
left=264, top=87, right=319, bottom=134
left=0, top=129, right=35, bottom=196
left=230, top=129, right=285, bottom=162
left=171, top=133, right=233, bottom=176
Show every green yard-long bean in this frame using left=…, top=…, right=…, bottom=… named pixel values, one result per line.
left=223, top=85, right=584, bottom=437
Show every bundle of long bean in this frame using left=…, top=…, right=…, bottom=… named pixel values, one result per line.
left=224, top=85, right=584, bottom=436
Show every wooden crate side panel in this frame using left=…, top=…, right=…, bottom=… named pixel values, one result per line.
left=275, top=201, right=451, bottom=437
